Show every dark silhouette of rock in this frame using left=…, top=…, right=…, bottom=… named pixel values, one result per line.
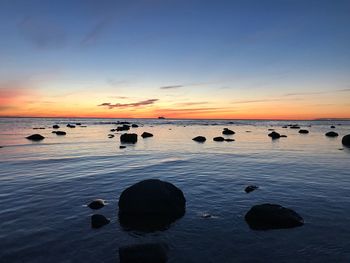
left=222, top=128, right=235, bottom=135
left=67, top=124, right=75, bottom=128
left=192, top=136, right=206, bottom=142
left=330, top=125, right=335, bottom=129
left=120, top=133, right=138, bottom=144
left=120, top=145, right=127, bottom=149
left=33, top=127, right=45, bottom=130
left=55, top=131, right=66, bottom=136
left=141, top=132, right=153, bottom=138
left=110, top=129, right=116, bottom=132
left=224, top=138, right=235, bottom=142
left=268, top=129, right=274, bottom=131
left=118, top=179, right=186, bottom=231
left=213, top=136, right=225, bottom=142
left=108, top=134, right=115, bottom=138
left=282, top=126, right=288, bottom=128
left=325, top=131, right=338, bottom=137
left=88, top=199, right=106, bottom=210
left=119, top=243, right=168, bottom=263
left=76, top=123, right=81, bottom=125
left=290, top=125, right=300, bottom=129
left=132, top=124, right=139, bottom=128
left=245, top=204, right=304, bottom=230
left=299, top=129, right=309, bottom=134
left=280, top=135, right=287, bottom=138
left=342, top=134, right=350, bottom=147
left=26, top=134, right=45, bottom=141
left=53, top=125, right=60, bottom=129
left=245, top=185, right=258, bottom=193
left=91, top=214, right=110, bottom=229
left=268, top=131, right=280, bottom=139
left=117, top=125, right=130, bottom=131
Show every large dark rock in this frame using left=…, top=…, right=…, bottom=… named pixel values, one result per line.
left=222, top=128, right=235, bottom=135
left=141, top=132, right=153, bottom=138
left=55, top=131, right=66, bottom=136
left=26, top=134, right=45, bottom=141
left=268, top=131, right=280, bottom=139
left=118, top=179, right=186, bottom=231
left=342, top=134, right=350, bottom=147
left=299, top=129, right=309, bottom=134
left=53, top=125, right=60, bottom=129
left=91, top=214, right=110, bottom=229
left=213, top=136, right=225, bottom=142
left=120, top=133, right=138, bottom=144
left=192, top=136, right=206, bottom=142
left=119, top=243, right=168, bottom=263
left=325, top=131, right=338, bottom=137
left=245, top=204, right=304, bottom=230
left=88, top=199, right=106, bottom=210
left=117, top=125, right=130, bottom=131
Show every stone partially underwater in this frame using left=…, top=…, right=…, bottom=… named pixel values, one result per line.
left=118, top=179, right=186, bottom=232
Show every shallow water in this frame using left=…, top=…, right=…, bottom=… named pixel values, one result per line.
left=0, top=118, right=350, bottom=262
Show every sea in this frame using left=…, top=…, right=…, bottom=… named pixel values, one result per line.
left=0, top=117, right=349, bottom=263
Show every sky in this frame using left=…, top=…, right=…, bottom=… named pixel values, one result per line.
left=0, top=0, right=349, bottom=119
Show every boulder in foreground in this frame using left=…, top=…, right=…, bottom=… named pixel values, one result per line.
left=120, top=133, right=138, bottom=144
left=245, top=203, right=304, bottom=230
left=342, top=134, right=350, bottom=147
left=325, top=131, right=338, bottom=137
left=119, top=243, right=168, bottom=263
left=192, top=136, right=206, bottom=142
left=141, top=132, right=153, bottom=138
left=26, top=134, right=45, bottom=141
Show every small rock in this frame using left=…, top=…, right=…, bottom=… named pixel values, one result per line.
left=201, top=213, right=212, bottom=219
left=290, top=125, right=300, bottom=129
left=141, top=132, right=153, bottom=138
left=268, top=131, right=280, bottom=139
left=280, top=135, right=287, bottom=138
left=282, top=126, right=288, bottom=128
left=120, top=145, right=127, bottom=149
left=67, top=124, right=75, bottom=128
left=53, top=125, right=60, bottom=129
left=330, top=125, right=335, bottom=129
left=245, top=185, right=258, bottom=193
left=88, top=199, right=106, bottom=210
left=91, top=214, right=110, bottom=229
left=117, top=125, right=130, bottom=131
left=76, top=123, right=81, bottom=126
left=108, top=134, right=115, bottom=138
left=131, top=124, right=139, bottom=128
left=342, top=134, right=350, bottom=147
left=192, top=136, right=206, bottom=142
left=224, top=138, right=235, bottom=142
left=325, top=131, right=338, bottom=137
left=55, top=131, right=66, bottom=136
left=119, top=243, right=168, bottom=263
left=213, top=136, right=225, bottom=142
left=120, top=133, right=138, bottom=144
left=268, top=129, right=274, bottom=131
left=299, top=129, right=309, bottom=134
left=26, top=134, right=45, bottom=141
left=222, top=128, right=235, bottom=135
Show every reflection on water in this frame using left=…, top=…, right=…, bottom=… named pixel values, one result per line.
left=0, top=118, right=350, bottom=262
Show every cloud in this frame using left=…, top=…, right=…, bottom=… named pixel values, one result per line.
left=109, top=96, right=130, bottom=99
left=81, top=17, right=113, bottom=46
left=283, top=88, right=350, bottom=97
left=18, top=17, right=66, bottom=49
left=160, top=85, right=183, bottom=90
left=176, top=102, right=209, bottom=106
left=98, top=99, right=158, bottom=109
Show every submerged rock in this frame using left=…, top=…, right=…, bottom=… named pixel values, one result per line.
left=118, top=179, right=186, bottom=231
left=299, top=129, right=309, bottom=134
left=88, top=199, right=106, bottom=210
left=325, top=131, right=338, bottom=137
left=245, top=185, right=258, bottom=193
left=55, top=131, right=66, bottom=136
left=120, top=133, right=138, bottom=144
left=224, top=138, right=235, bottom=142
left=26, top=134, right=45, bottom=141
left=53, top=125, right=60, bottom=129
left=213, top=136, right=225, bottom=142
left=268, top=131, right=280, bottom=139
left=91, top=214, right=110, bottom=229
left=141, top=132, right=153, bottom=138
left=245, top=203, right=304, bottom=230
left=67, top=124, right=75, bottom=128
left=222, top=128, right=235, bottom=135
left=342, top=134, right=350, bottom=147
left=119, top=243, right=168, bottom=263
left=192, top=136, right=206, bottom=142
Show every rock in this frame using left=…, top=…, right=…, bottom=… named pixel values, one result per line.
left=76, top=123, right=81, bottom=125
left=88, top=199, right=106, bottom=210
left=342, top=134, right=350, bottom=147
left=55, top=131, right=66, bottom=136
left=118, top=179, right=186, bottom=231
left=245, top=185, right=258, bottom=193
left=222, top=128, right=235, bottom=135
left=268, top=131, right=280, bottom=139
left=330, top=125, right=335, bottom=129
left=119, top=243, right=168, bottom=263
left=246, top=131, right=251, bottom=133
left=325, top=131, right=338, bottom=137
left=201, top=213, right=212, bottom=219
left=53, top=125, right=60, bottom=129
left=91, top=214, right=110, bottom=229
left=108, top=134, right=115, bottom=138
left=299, top=129, right=309, bottom=134
left=67, top=124, right=75, bottom=128
left=282, top=126, right=288, bottom=128
left=117, top=125, right=130, bottom=131
left=224, top=138, right=235, bottom=142
left=280, top=135, right=287, bottom=138
left=213, top=136, right=225, bottom=142
left=290, top=125, right=300, bottom=129
left=26, top=134, right=45, bottom=141
left=120, top=133, right=138, bottom=144
left=192, top=136, right=206, bottom=142
left=110, top=129, right=116, bottom=132
left=120, top=145, right=127, bottom=149
left=141, top=132, right=153, bottom=138
left=268, top=129, right=274, bottom=131
left=245, top=203, right=304, bottom=230
left=132, top=124, right=139, bottom=128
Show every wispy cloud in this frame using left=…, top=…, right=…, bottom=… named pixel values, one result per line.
left=176, top=101, right=209, bottom=106
left=160, top=85, right=183, bottom=90
left=283, top=88, right=350, bottom=97
left=98, top=99, right=158, bottom=109
left=81, top=17, right=113, bottom=46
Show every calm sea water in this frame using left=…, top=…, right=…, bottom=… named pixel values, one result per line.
left=0, top=118, right=350, bottom=263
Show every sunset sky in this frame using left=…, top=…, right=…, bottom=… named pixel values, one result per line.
left=0, top=0, right=349, bottom=119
